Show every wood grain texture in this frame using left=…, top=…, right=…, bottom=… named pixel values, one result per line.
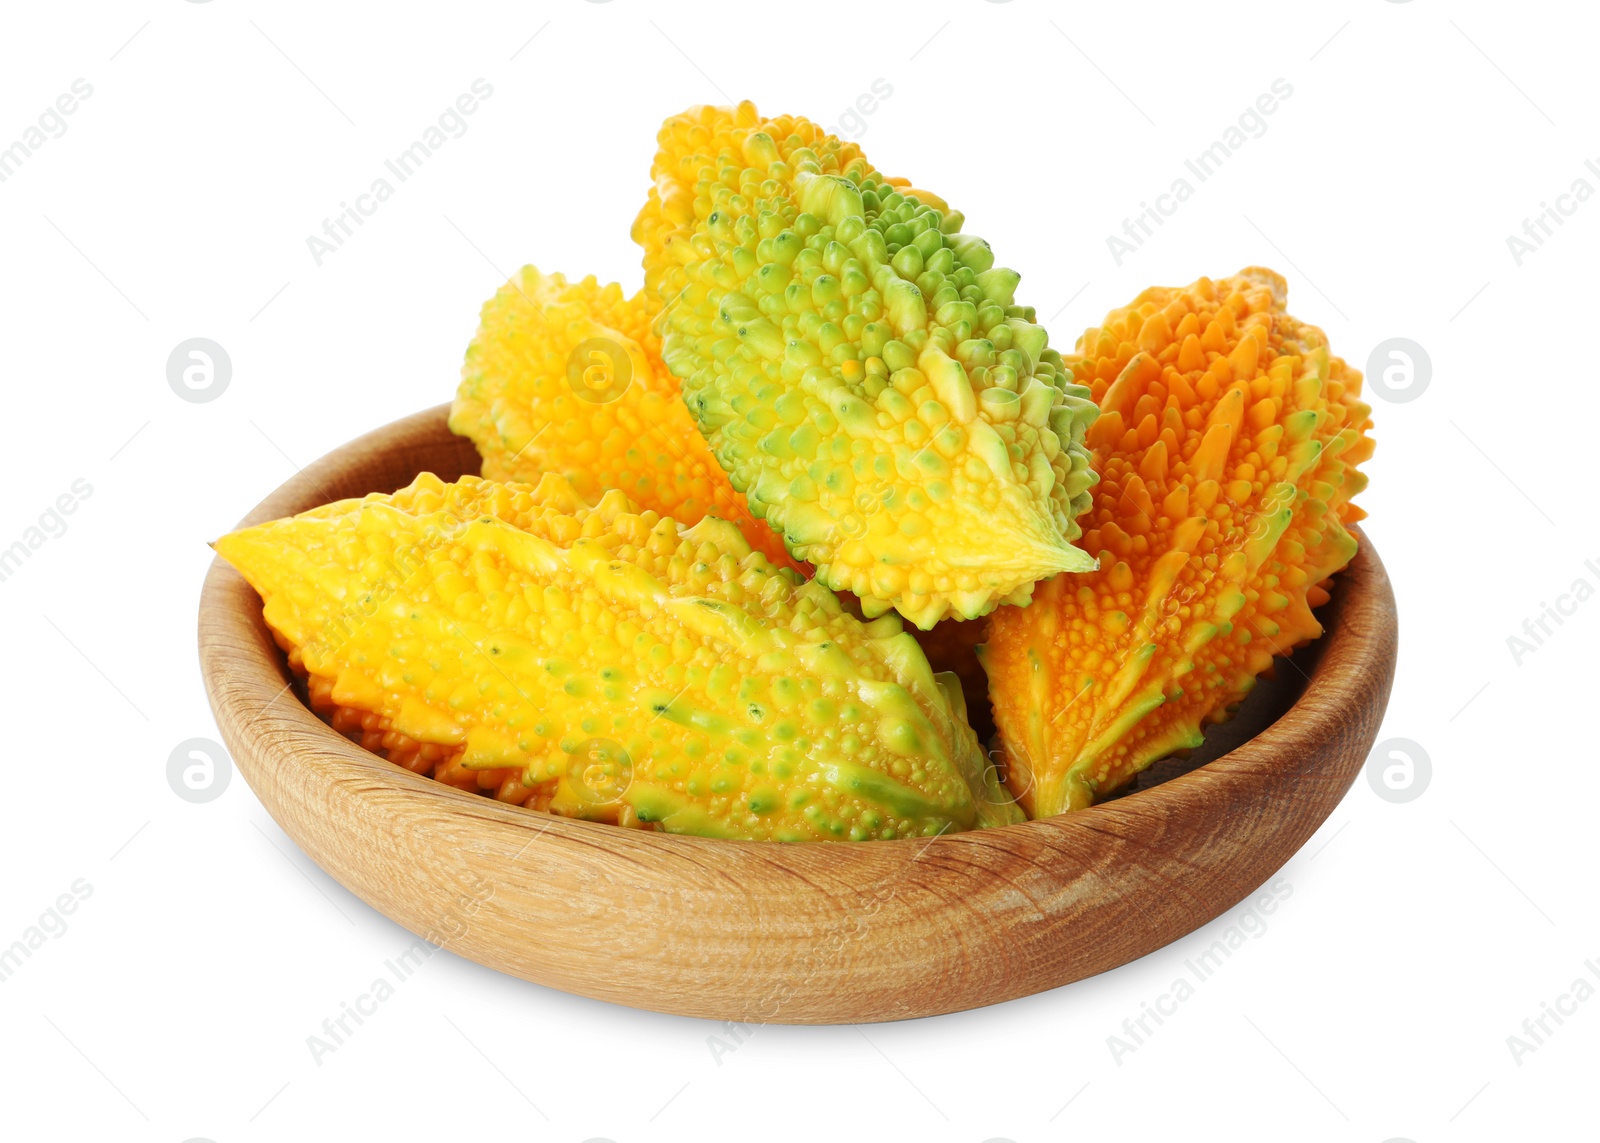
left=198, top=403, right=1398, bottom=1024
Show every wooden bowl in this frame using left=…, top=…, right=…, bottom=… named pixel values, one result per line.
left=198, top=404, right=1398, bottom=1024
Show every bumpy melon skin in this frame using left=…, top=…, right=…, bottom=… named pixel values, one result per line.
left=634, top=101, right=1100, bottom=630
left=449, top=266, right=799, bottom=572
left=982, top=268, right=1374, bottom=818
left=213, top=472, right=598, bottom=676
left=216, top=474, right=1001, bottom=842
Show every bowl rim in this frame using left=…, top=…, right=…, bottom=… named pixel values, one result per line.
left=198, top=402, right=1398, bottom=1022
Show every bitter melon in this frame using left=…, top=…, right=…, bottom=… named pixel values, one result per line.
left=449, top=266, right=798, bottom=571
left=217, top=474, right=1020, bottom=839
left=982, top=268, right=1373, bottom=817
left=634, top=101, right=1100, bottom=629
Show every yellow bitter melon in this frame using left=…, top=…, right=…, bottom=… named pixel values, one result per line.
left=448, top=265, right=799, bottom=572
left=216, top=474, right=1021, bottom=839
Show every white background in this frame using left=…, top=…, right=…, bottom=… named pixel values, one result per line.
left=1, top=1, right=1594, bottom=1140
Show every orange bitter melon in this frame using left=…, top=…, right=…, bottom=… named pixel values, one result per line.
left=982, top=268, right=1373, bottom=817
